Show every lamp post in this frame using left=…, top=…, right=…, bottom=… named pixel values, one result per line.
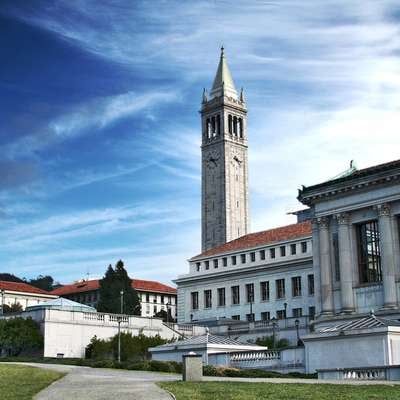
left=271, top=317, right=277, bottom=348
left=117, top=289, right=124, bottom=363
left=295, top=319, right=302, bottom=346
left=0, top=289, right=4, bottom=317
left=166, top=302, right=170, bottom=324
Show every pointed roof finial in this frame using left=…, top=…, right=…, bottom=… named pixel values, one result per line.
left=221, top=45, right=225, bottom=56
left=202, top=88, right=208, bottom=103
left=240, top=87, right=245, bottom=103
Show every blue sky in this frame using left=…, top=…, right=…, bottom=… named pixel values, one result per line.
left=1, top=1, right=400, bottom=285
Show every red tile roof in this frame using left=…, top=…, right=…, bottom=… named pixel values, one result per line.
left=51, top=278, right=176, bottom=296
left=191, top=221, right=312, bottom=260
left=0, top=281, right=54, bottom=295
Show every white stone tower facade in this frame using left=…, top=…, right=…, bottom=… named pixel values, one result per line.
left=201, top=47, right=250, bottom=251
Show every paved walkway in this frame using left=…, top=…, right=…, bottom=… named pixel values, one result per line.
left=11, top=363, right=179, bottom=400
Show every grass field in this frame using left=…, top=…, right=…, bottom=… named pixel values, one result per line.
left=0, top=364, right=64, bottom=400
left=159, top=381, right=400, bottom=400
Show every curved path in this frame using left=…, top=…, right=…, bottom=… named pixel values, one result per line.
left=12, top=363, right=179, bottom=400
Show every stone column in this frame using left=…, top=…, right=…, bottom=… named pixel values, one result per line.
left=318, top=217, right=334, bottom=315
left=376, top=204, right=398, bottom=309
left=336, top=213, right=355, bottom=313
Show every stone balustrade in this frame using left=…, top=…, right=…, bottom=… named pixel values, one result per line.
left=230, top=350, right=281, bottom=363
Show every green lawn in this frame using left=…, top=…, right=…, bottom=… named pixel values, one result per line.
left=159, top=381, right=400, bottom=400
left=0, top=364, right=64, bottom=400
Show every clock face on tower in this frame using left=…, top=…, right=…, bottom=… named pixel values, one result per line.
left=206, top=149, right=220, bottom=169
left=230, top=147, right=243, bottom=167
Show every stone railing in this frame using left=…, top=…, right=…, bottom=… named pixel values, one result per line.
left=318, top=365, right=400, bottom=381
left=230, top=350, right=281, bottom=363
left=164, top=322, right=207, bottom=337
left=228, top=316, right=310, bottom=333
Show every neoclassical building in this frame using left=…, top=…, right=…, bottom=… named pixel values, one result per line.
left=298, top=160, right=400, bottom=323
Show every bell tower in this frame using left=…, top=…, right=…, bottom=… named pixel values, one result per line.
left=201, top=47, right=250, bottom=251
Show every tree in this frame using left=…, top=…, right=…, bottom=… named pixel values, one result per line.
left=3, top=302, right=23, bottom=314
left=154, top=308, right=175, bottom=323
left=0, top=273, right=24, bottom=283
left=28, top=275, right=54, bottom=291
left=97, top=260, right=141, bottom=315
left=0, top=317, right=43, bottom=356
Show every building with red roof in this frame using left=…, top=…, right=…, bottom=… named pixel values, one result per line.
left=0, top=280, right=57, bottom=312
left=51, top=278, right=177, bottom=319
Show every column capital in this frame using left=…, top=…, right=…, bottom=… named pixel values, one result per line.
left=316, top=216, right=330, bottom=229
left=336, top=212, right=350, bottom=225
left=375, top=203, right=391, bottom=217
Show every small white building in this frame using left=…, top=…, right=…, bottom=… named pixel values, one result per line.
left=0, top=280, right=57, bottom=311
left=19, top=298, right=191, bottom=358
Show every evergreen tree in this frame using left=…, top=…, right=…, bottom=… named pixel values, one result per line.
left=28, top=275, right=54, bottom=291
left=97, top=261, right=141, bottom=315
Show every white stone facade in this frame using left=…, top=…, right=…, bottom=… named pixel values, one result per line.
left=176, top=236, right=315, bottom=325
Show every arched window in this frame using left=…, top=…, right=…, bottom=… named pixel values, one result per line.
left=228, top=115, right=233, bottom=134
left=211, top=116, right=216, bottom=136
left=239, top=118, right=243, bottom=138
left=233, top=116, right=238, bottom=136
left=206, top=118, right=211, bottom=139
left=216, top=115, right=221, bottom=135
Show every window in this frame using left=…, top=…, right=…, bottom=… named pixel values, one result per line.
left=292, top=276, right=302, bottom=297
left=270, top=248, right=276, bottom=259
left=309, top=306, right=316, bottom=319
left=153, top=305, right=157, bottom=314
left=231, top=256, right=237, bottom=265
left=292, top=308, right=302, bottom=318
left=231, top=315, right=240, bottom=320
left=196, top=262, right=200, bottom=272
left=308, top=274, right=314, bottom=296
left=245, top=283, right=254, bottom=303
left=191, top=292, right=198, bottom=310
left=250, top=252, right=256, bottom=262
left=204, top=290, right=212, bottom=308
left=246, top=313, right=255, bottom=322
left=261, top=311, right=270, bottom=321
left=228, top=114, right=233, bottom=134
left=276, top=279, right=285, bottom=299
left=260, top=250, right=266, bottom=260
left=241, top=254, right=246, bottom=264
left=161, top=295, right=164, bottom=303
left=260, top=281, right=269, bottom=301
left=280, top=246, right=286, bottom=257
left=223, top=257, right=227, bottom=267
left=357, top=220, right=382, bottom=283
left=146, top=293, right=150, bottom=302
left=290, top=244, right=296, bottom=255
left=205, top=260, right=210, bottom=270
left=217, top=288, right=226, bottom=307
left=276, top=310, right=286, bottom=319
left=332, top=232, right=340, bottom=281
left=301, top=241, right=307, bottom=253
left=213, top=259, right=218, bottom=269
left=231, top=286, right=240, bottom=305
left=153, top=296, right=157, bottom=303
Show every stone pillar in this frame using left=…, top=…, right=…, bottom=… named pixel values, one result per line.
left=376, top=204, right=398, bottom=309
left=336, top=213, right=355, bottom=313
left=183, top=352, right=203, bottom=381
left=318, top=217, right=334, bottom=315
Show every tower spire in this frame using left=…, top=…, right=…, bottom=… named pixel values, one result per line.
left=210, top=46, right=238, bottom=99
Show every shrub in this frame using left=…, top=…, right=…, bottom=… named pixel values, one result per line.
left=0, top=317, right=43, bottom=356
left=255, top=335, right=290, bottom=349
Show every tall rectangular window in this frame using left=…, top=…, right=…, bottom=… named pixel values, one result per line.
left=276, top=279, right=285, bottom=299
left=292, top=276, right=302, bottom=297
left=260, top=281, right=269, bottom=301
left=217, top=288, right=226, bottom=307
left=245, top=283, right=254, bottom=303
left=280, top=246, right=286, bottom=257
left=290, top=244, right=296, bottom=255
left=276, top=309, right=286, bottom=319
left=301, top=241, right=307, bottom=253
left=204, top=290, right=212, bottom=309
left=309, top=306, right=316, bottom=319
left=332, top=232, right=340, bottom=281
left=250, top=252, right=256, bottom=262
left=205, top=260, right=210, bottom=270
left=260, top=249, right=266, bottom=260
left=308, top=274, right=315, bottom=296
left=191, top=292, right=198, bottom=310
left=231, top=286, right=240, bottom=305
left=261, top=311, right=270, bottom=321
left=292, top=308, right=302, bottom=318
left=231, top=256, right=237, bottom=265
left=223, top=257, right=228, bottom=267
left=270, top=248, right=276, bottom=259
left=213, top=259, right=218, bottom=269
left=357, top=220, right=382, bottom=283
left=241, top=254, right=246, bottom=263
left=196, top=262, right=200, bottom=271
